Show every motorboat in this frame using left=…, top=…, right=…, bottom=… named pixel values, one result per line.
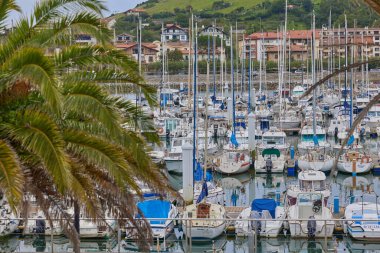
left=344, top=193, right=380, bottom=240
left=255, top=148, right=285, bottom=173
left=287, top=192, right=335, bottom=238
left=286, top=170, right=330, bottom=206
left=235, top=198, right=285, bottom=237
left=256, top=127, right=289, bottom=152
left=297, top=125, right=330, bottom=154
left=182, top=202, right=226, bottom=239
left=132, top=200, right=178, bottom=239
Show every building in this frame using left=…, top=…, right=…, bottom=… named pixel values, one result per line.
left=116, top=43, right=159, bottom=63
left=116, top=33, right=135, bottom=43
left=161, top=24, right=188, bottom=42
left=125, top=8, right=146, bottom=16
left=244, top=30, right=321, bottom=62
left=74, top=34, right=97, bottom=45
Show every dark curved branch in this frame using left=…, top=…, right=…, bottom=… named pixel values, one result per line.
left=331, top=93, right=380, bottom=177
left=300, top=59, right=380, bottom=99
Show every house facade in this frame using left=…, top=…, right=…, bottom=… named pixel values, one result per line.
left=116, top=43, right=159, bottom=63
left=161, top=24, right=188, bottom=42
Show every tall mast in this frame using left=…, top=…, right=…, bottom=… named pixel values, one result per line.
left=248, top=38, right=252, bottom=113
left=187, top=15, right=192, bottom=108
left=192, top=21, right=198, bottom=173
left=230, top=26, right=236, bottom=134
left=312, top=12, right=317, bottom=138
left=212, top=22, right=216, bottom=103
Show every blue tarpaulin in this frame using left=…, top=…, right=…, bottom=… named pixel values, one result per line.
left=137, top=200, right=171, bottom=225
left=251, top=199, right=277, bottom=218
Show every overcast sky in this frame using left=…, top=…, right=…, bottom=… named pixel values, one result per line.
left=9, top=0, right=145, bottom=24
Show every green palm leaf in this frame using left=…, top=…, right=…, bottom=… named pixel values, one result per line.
left=4, top=110, right=72, bottom=193
left=0, top=140, right=24, bottom=209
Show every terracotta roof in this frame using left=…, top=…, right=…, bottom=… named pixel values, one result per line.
left=247, top=30, right=321, bottom=40
left=265, top=44, right=307, bottom=52
left=116, top=43, right=159, bottom=51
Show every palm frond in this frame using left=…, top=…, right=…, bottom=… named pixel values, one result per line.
left=0, top=139, right=24, bottom=210
left=364, top=0, right=380, bottom=14
left=63, top=81, right=124, bottom=137
left=3, top=110, right=72, bottom=193
left=33, top=0, right=106, bottom=26
left=63, top=129, right=140, bottom=192
left=2, top=47, right=62, bottom=113
left=0, top=0, right=20, bottom=31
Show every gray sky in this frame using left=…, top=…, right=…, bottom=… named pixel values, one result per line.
left=9, top=0, right=145, bottom=23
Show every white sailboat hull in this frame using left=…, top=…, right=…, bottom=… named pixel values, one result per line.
left=297, top=159, right=334, bottom=172
left=183, top=222, right=226, bottom=239
left=337, top=161, right=372, bottom=174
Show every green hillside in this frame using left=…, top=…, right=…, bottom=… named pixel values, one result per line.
left=138, top=0, right=265, bottom=14
left=113, top=0, right=380, bottom=42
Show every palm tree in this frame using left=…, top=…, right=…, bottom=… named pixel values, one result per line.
left=0, top=0, right=167, bottom=250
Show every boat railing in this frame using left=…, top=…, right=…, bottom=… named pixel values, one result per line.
left=6, top=216, right=380, bottom=252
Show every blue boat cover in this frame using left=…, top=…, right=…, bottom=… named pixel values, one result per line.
left=251, top=199, right=277, bottom=218
left=137, top=200, right=171, bottom=224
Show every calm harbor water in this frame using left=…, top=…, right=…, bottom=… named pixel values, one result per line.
left=3, top=137, right=380, bottom=252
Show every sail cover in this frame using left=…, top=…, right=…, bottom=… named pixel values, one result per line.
left=251, top=199, right=277, bottom=218
left=137, top=200, right=171, bottom=225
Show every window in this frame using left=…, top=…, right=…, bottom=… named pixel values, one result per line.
left=376, top=36, right=380, bottom=40
left=133, top=49, right=138, bottom=54
left=149, top=56, right=153, bottom=62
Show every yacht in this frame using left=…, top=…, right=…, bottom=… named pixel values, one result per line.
left=255, top=148, right=286, bottom=173
left=297, top=125, right=330, bottom=154
left=235, top=198, right=285, bottom=237
left=344, top=194, right=380, bottom=240
left=287, top=192, right=335, bottom=238
left=256, top=127, right=289, bottom=152
left=132, top=200, right=178, bottom=239
left=286, top=170, right=330, bottom=206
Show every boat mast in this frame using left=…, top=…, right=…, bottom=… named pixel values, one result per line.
left=187, top=14, right=193, bottom=108
left=192, top=21, right=198, bottom=173
left=213, top=21, right=217, bottom=104
left=248, top=37, right=252, bottom=113
left=312, top=12, right=317, bottom=140
left=230, top=26, right=236, bottom=134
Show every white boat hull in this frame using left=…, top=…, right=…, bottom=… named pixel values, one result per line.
left=337, top=161, right=372, bottom=174
left=288, top=220, right=334, bottom=238
left=183, top=222, right=226, bottom=239
left=297, top=159, right=334, bottom=172
left=255, top=160, right=285, bottom=173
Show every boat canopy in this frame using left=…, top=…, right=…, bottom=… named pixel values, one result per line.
left=137, top=200, right=171, bottom=224
left=261, top=148, right=281, bottom=158
left=251, top=199, right=277, bottom=218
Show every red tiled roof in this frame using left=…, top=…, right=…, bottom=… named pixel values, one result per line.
left=247, top=30, right=321, bottom=40
left=127, top=8, right=145, bottom=13
left=116, top=43, right=159, bottom=51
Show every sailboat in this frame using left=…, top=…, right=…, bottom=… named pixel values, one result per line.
left=214, top=25, right=250, bottom=175
left=182, top=24, right=226, bottom=240
left=297, top=17, right=334, bottom=173
left=182, top=181, right=227, bottom=239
